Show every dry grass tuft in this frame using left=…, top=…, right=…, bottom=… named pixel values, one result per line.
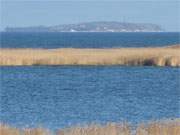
left=0, top=45, right=180, bottom=67
left=0, top=124, right=20, bottom=135
left=1, top=119, right=180, bottom=135
left=23, top=128, right=50, bottom=135
left=0, top=124, right=50, bottom=135
left=57, top=123, right=130, bottom=135
left=136, top=119, right=180, bottom=135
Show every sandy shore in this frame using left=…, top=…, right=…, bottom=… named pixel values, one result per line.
left=0, top=45, right=180, bottom=66
left=1, top=119, right=180, bottom=135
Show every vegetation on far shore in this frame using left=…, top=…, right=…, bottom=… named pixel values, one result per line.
left=1, top=119, right=180, bottom=135
left=0, top=45, right=179, bottom=67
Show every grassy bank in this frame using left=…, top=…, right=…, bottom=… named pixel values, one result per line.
left=0, top=45, right=179, bottom=67
left=1, top=119, right=180, bottom=135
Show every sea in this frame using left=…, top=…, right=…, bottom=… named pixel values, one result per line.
left=0, top=32, right=180, bottom=129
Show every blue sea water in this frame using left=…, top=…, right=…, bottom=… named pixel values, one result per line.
left=0, top=66, right=179, bottom=129
left=1, top=32, right=180, bottom=48
left=0, top=32, right=180, bottom=129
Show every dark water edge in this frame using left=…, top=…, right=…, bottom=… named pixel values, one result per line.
left=1, top=32, right=180, bottom=48
left=0, top=66, right=179, bottom=129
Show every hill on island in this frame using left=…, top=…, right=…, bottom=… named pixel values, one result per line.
left=5, top=22, right=164, bottom=32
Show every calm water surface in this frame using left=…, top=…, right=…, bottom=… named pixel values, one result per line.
left=1, top=32, right=180, bottom=48
left=0, top=66, right=179, bottom=129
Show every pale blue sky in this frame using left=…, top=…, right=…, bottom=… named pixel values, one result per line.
left=1, top=0, right=180, bottom=31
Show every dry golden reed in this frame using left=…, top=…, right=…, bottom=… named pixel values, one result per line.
left=0, top=124, right=50, bottom=135
left=0, top=45, right=179, bottom=66
left=1, top=119, right=180, bottom=135
left=136, top=119, right=180, bottom=135
left=57, top=123, right=130, bottom=135
left=0, top=124, right=20, bottom=135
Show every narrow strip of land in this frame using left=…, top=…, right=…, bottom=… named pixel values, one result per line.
left=1, top=119, right=180, bottom=135
left=0, top=45, right=179, bottom=66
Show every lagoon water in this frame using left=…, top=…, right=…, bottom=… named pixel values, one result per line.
left=0, top=32, right=180, bottom=129
left=0, top=66, right=179, bottom=129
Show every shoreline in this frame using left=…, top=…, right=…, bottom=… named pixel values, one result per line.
left=1, top=119, right=180, bottom=135
left=0, top=45, right=179, bottom=67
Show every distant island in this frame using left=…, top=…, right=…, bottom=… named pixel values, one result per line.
left=5, top=22, right=164, bottom=32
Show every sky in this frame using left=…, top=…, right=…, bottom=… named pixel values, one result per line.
left=0, top=0, right=180, bottom=31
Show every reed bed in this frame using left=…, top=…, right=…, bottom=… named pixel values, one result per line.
left=1, top=119, right=180, bottom=135
left=0, top=124, right=50, bottom=135
left=0, top=45, right=179, bottom=66
left=57, top=123, right=130, bottom=135
left=136, top=119, right=180, bottom=135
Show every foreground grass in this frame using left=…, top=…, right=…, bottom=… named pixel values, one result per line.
left=0, top=45, right=180, bottom=66
left=1, top=119, right=180, bottom=135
